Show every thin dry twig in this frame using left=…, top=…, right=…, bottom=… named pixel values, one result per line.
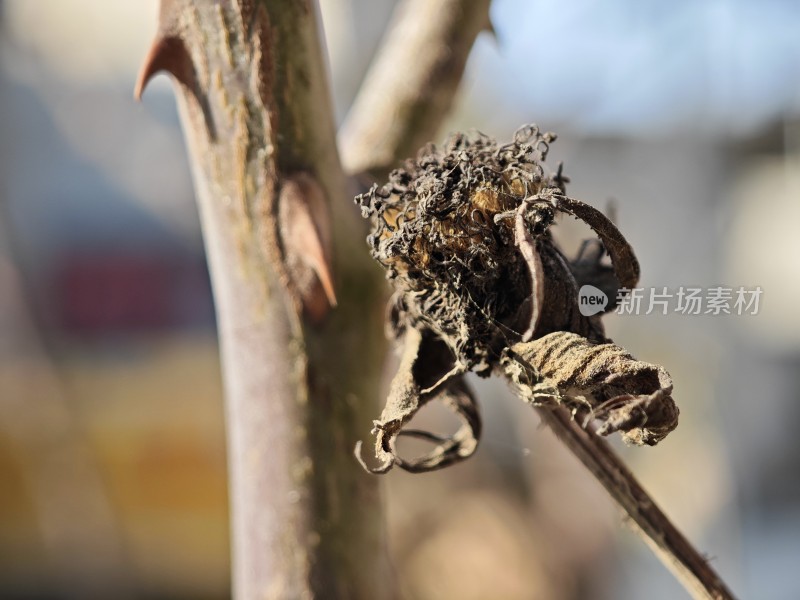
left=536, top=407, right=736, bottom=600
left=339, top=0, right=492, bottom=178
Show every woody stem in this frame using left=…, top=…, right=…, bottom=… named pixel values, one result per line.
left=534, top=406, right=737, bottom=600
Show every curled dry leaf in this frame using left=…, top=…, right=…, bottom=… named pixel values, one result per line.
left=503, top=331, right=678, bottom=446
left=355, top=125, right=677, bottom=473
left=355, top=327, right=481, bottom=474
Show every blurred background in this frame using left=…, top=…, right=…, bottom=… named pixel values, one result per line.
left=1, top=0, right=799, bottom=598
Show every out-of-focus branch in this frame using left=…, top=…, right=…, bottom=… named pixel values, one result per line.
left=338, top=0, right=492, bottom=178
left=0, top=237, right=130, bottom=596
left=137, top=1, right=387, bottom=598
left=535, top=407, right=736, bottom=600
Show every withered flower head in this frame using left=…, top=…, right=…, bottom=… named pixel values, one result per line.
left=356, top=125, right=678, bottom=474
left=357, top=125, right=566, bottom=373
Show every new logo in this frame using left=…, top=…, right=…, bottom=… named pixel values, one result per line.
left=578, top=284, right=608, bottom=316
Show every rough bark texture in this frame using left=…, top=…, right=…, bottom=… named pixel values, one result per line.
left=138, top=1, right=387, bottom=598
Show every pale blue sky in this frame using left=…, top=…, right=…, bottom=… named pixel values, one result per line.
left=475, top=0, right=800, bottom=135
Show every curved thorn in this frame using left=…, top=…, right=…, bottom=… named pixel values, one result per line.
left=134, top=35, right=194, bottom=100
left=278, top=174, right=338, bottom=319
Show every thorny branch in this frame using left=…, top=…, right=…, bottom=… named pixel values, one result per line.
left=339, top=0, right=493, bottom=179
left=357, top=126, right=736, bottom=600
left=136, top=0, right=500, bottom=597
left=136, top=1, right=388, bottom=598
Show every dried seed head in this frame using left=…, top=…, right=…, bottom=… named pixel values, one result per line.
left=356, top=125, right=675, bottom=473
left=357, top=125, right=565, bottom=373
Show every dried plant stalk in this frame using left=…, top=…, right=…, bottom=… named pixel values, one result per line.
left=504, top=332, right=731, bottom=599
left=355, top=126, right=667, bottom=471
left=340, top=0, right=492, bottom=178
left=536, top=408, right=735, bottom=600
left=356, top=125, right=736, bottom=600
